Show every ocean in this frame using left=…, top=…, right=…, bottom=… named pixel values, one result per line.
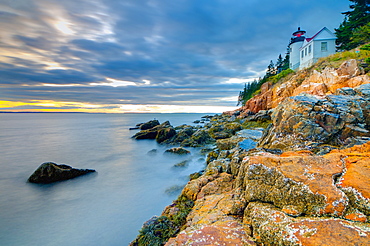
left=0, top=113, right=210, bottom=246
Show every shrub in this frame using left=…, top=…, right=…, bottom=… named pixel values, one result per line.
left=131, top=194, right=195, bottom=245
left=168, top=195, right=194, bottom=227
left=268, top=68, right=295, bottom=84
left=360, top=43, right=370, bottom=51
left=135, top=216, right=175, bottom=246
left=251, top=89, right=261, bottom=97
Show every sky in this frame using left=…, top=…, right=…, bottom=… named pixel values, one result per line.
left=0, top=0, right=350, bottom=113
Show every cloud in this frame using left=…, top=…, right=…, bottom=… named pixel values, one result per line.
left=0, top=65, right=101, bottom=85
left=0, top=0, right=350, bottom=111
left=14, top=35, right=53, bottom=50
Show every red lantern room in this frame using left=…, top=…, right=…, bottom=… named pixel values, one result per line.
left=293, top=27, right=306, bottom=37
left=290, top=27, right=306, bottom=44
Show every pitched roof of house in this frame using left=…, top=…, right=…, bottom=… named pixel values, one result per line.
left=300, top=27, right=336, bottom=49
left=305, top=27, right=336, bottom=42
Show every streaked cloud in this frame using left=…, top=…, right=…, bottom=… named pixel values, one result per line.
left=0, top=0, right=349, bottom=112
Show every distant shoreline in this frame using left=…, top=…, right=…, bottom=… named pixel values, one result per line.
left=0, top=111, right=216, bottom=114
left=0, top=111, right=89, bottom=114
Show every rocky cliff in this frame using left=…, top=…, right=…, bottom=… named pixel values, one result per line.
left=242, top=59, right=369, bottom=114
left=131, top=58, right=370, bottom=245
left=258, top=83, right=370, bottom=152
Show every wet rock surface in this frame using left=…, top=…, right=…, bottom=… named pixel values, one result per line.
left=132, top=114, right=264, bottom=148
left=139, top=119, right=160, bottom=130
left=28, top=162, right=95, bottom=184
left=132, top=121, right=176, bottom=143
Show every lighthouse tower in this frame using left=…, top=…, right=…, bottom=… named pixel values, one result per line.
left=289, top=27, right=306, bottom=70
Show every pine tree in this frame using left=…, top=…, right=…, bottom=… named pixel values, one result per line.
left=236, top=80, right=261, bottom=106
left=237, top=91, right=243, bottom=106
left=276, top=54, right=284, bottom=73
left=266, top=60, right=276, bottom=78
left=351, top=22, right=370, bottom=45
left=335, top=0, right=370, bottom=50
left=281, top=53, right=290, bottom=71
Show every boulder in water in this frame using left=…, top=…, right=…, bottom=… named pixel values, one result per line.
left=165, top=147, right=190, bottom=155
left=132, top=121, right=176, bottom=143
left=147, top=149, right=158, bottom=156
left=139, top=120, right=160, bottom=130
left=28, top=162, right=96, bottom=184
left=156, top=127, right=176, bottom=143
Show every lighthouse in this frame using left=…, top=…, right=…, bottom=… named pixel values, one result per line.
left=289, top=27, right=306, bottom=70
left=288, top=27, right=337, bottom=71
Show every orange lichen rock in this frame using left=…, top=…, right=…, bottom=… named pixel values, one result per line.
left=290, top=219, right=370, bottom=245
left=334, top=142, right=370, bottom=199
left=237, top=142, right=370, bottom=217
left=340, top=156, right=370, bottom=199
left=180, top=173, right=233, bottom=201
left=166, top=175, right=252, bottom=245
left=237, top=152, right=347, bottom=216
left=195, top=173, right=233, bottom=199
left=244, top=82, right=274, bottom=113
left=282, top=205, right=302, bottom=217
left=328, top=142, right=370, bottom=215
left=165, top=141, right=370, bottom=245
left=180, top=174, right=219, bottom=201
left=186, top=191, right=246, bottom=226
left=165, top=219, right=256, bottom=246
left=245, top=202, right=370, bottom=246
left=280, top=150, right=314, bottom=157
left=345, top=212, right=367, bottom=223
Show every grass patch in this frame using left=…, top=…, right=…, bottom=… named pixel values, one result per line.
left=268, top=69, right=295, bottom=85
left=315, top=45, right=370, bottom=72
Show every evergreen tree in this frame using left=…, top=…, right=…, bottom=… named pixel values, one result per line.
left=351, top=22, right=370, bottom=45
left=237, top=91, right=243, bottom=106
left=237, top=79, right=260, bottom=106
left=335, top=0, right=370, bottom=50
left=266, top=60, right=276, bottom=78
left=281, top=53, right=290, bottom=71
left=276, top=54, right=284, bottom=73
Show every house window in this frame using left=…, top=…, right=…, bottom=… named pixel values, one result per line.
left=301, top=50, right=304, bottom=58
left=305, top=48, right=307, bottom=56
left=321, top=42, right=328, bottom=51
left=309, top=44, right=312, bottom=53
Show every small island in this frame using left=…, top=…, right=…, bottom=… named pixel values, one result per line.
left=28, top=162, right=96, bottom=184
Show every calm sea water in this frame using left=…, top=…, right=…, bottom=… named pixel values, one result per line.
left=0, top=113, right=209, bottom=246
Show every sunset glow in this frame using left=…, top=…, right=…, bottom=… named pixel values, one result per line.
left=0, top=100, right=237, bottom=113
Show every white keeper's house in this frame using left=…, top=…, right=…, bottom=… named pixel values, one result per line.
left=289, top=27, right=337, bottom=71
